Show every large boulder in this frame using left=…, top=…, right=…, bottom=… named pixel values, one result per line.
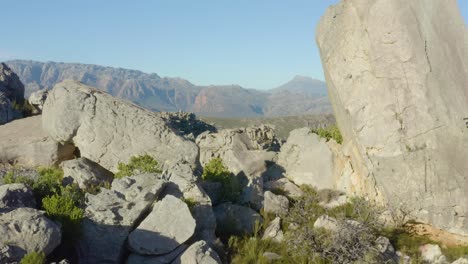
left=172, top=240, right=221, bottom=264
left=128, top=195, right=196, bottom=255
left=317, top=0, right=468, bottom=234
left=28, top=89, right=48, bottom=114
left=0, top=184, right=36, bottom=209
left=213, top=203, right=262, bottom=237
left=0, top=116, right=75, bottom=167
left=0, top=63, right=24, bottom=125
left=61, top=157, right=113, bottom=189
left=78, top=173, right=166, bottom=264
left=263, top=191, right=289, bottom=215
left=0, top=208, right=61, bottom=257
left=42, top=80, right=198, bottom=172
left=127, top=245, right=188, bottom=264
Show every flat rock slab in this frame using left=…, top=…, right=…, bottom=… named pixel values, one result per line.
left=172, top=240, right=221, bottom=264
left=61, top=157, right=113, bottom=189
left=128, top=195, right=196, bottom=255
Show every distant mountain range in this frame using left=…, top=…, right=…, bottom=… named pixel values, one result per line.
left=5, top=60, right=332, bottom=117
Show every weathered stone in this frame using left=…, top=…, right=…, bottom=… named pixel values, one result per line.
left=264, top=178, right=303, bottom=198
left=0, top=208, right=61, bottom=256
left=61, top=157, right=113, bottom=189
left=42, top=80, right=198, bottom=172
left=262, top=217, right=284, bottom=242
left=419, top=244, right=448, bottom=264
left=0, top=63, right=24, bottom=125
left=171, top=240, right=221, bottom=264
left=78, top=173, right=166, bottom=264
left=317, top=0, right=468, bottom=234
left=263, top=191, right=289, bottom=215
left=262, top=252, right=281, bottom=261
left=375, top=236, right=399, bottom=264
left=127, top=245, right=188, bottom=264
left=0, top=116, right=75, bottom=167
left=213, top=203, right=262, bottom=237
left=0, top=244, right=24, bottom=264
left=319, top=193, right=348, bottom=209
left=200, top=181, right=223, bottom=206
left=0, top=184, right=36, bottom=209
left=278, top=128, right=335, bottom=188
left=452, top=258, right=468, bottom=264
left=128, top=195, right=196, bottom=255
left=28, top=89, right=48, bottom=114
left=239, top=176, right=264, bottom=211
left=313, top=215, right=339, bottom=232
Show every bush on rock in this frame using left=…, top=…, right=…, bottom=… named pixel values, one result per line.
left=202, top=158, right=241, bottom=202
left=115, top=154, right=162, bottom=179
left=20, top=251, right=46, bottom=264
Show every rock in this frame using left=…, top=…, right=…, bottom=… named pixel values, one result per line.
left=128, top=195, right=196, bottom=255
left=262, top=252, right=281, bottom=261
left=0, top=116, right=75, bottom=167
left=375, top=236, right=399, bottom=264
left=50, top=260, right=70, bottom=264
left=0, top=63, right=24, bottom=125
left=61, top=157, right=113, bottom=189
left=78, top=173, right=166, bottom=264
left=158, top=111, right=217, bottom=139
left=0, top=208, right=61, bottom=256
left=419, top=244, right=448, bottom=264
left=313, top=215, right=339, bottom=232
left=316, top=0, right=468, bottom=234
left=452, top=258, right=468, bottom=264
left=262, top=217, right=284, bottom=242
left=172, top=240, right=221, bottom=264
left=127, top=245, right=188, bottom=264
left=239, top=176, right=264, bottom=211
left=263, top=191, right=289, bottom=215
left=319, top=193, right=348, bottom=209
left=396, top=251, right=412, bottom=264
left=0, top=244, right=24, bottom=264
left=28, top=89, right=48, bottom=114
left=0, top=184, right=36, bottom=209
left=42, top=80, right=198, bottom=172
left=278, top=128, right=335, bottom=188
left=213, top=203, right=262, bottom=237
left=200, top=181, right=223, bottom=206
left=264, top=178, right=303, bottom=198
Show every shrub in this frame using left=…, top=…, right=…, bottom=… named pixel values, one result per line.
left=202, top=158, right=241, bottom=202
left=311, top=125, right=343, bottom=144
left=2, top=171, right=34, bottom=186
left=182, top=197, right=197, bottom=210
left=42, top=194, right=84, bottom=240
left=32, top=167, right=64, bottom=202
left=20, top=251, right=46, bottom=264
left=12, top=100, right=35, bottom=117
left=115, top=154, right=162, bottom=178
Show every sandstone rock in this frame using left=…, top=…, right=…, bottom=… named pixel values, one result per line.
left=419, top=244, right=448, bottom=264
left=262, top=217, right=284, bottom=242
left=313, top=215, right=339, bottom=232
left=278, top=128, right=335, bottom=188
left=263, top=191, right=289, bottom=215
left=78, top=173, right=166, bottom=264
left=0, top=184, right=36, bottom=209
left=28, top=89, right=48, bottom=114
left=128, top=195, right=196, bottom=255
left=0, top=208, right=61, bottom=256
left=0, top=63, right=24, bottom=125
left=213, top=203, right=262, bottom=237
left=171, top=240, right=221, bottom=264
left=0, top=116, right=75, bottom=167
left=317, top=0, right=468, bottom=234
left=264, top=178, right=303, bottom=198
left=127, top=245, right=188, bottom=264
left=61, top=157, right=113, bottom=189
left=42, top=80, right=198, bottom=172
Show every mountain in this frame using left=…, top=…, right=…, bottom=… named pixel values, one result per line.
left=5, top=60, right=332, bottom=117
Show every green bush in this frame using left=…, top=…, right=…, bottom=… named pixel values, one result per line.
left=2, top=171, right=34, bottom=186
left=42, top=194, right=84, bottom=240
left=12, top=100, right=35, bottom=117
left=311, top=125, right=343, bottom=144
left=202, top=158, right=241, bottom=202
left=20, top=251, right=46, bottom=264
left=115, top=154, right=162, bottom=178
left=32, top=167, right=64, bottom=202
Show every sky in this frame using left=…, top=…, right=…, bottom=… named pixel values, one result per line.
left=1, top=0, right=467, bottom=90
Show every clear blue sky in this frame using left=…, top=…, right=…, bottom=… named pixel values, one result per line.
left=1, top=1, right=467, bottom=89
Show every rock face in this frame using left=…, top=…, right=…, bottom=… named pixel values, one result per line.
left=78, top=173, right=166, bottom=264
left=172, top=240, right=221, bottom=264
left=0, top=63, right=25, bottom=124
left=317, top=0, right=468, bottom=234
left=128, top=195, right=196, bottom=255
left=0, top=184, right=36, bottom=209
left=0, top=208, right=61, bottom=256
left=213, top=203, right=262, bottom=237
left=42, top=80, right=198, bottom=172
left=61, top=157, right=113, bottom=189
left=278, top=128, right=335, bottom=188
left=0, top=116, right=75, bottom=166
left=263, top=191, right=289, bottom=215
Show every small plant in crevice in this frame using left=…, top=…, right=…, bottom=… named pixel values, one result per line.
left=201, top=158, right=241, bottom=203
left=42, top=194, right=84, bottom=241
left=19, top=251, right=46, bottom=264
left=182, top=197, right=198, bottom=210
left=311, top=125, right=343, bottom=144
left=115, top=154, right=162, bottom=179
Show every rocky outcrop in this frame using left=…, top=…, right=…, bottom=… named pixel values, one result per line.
left=61, top=157, right=113, bottom=189
left=0, top=63, right=25, bottom=124
left=28, top=89, right=48, bottom=114
left=213, top=203, right=262, bottom=237
left=158, top=111, right=216, bottom=139
left=0, top=116, right=75, bottom=167
left=78, top=173, right=166, bottom=264
left=263, top=191, right=289, bottom=215
left=0, top=208, right=61, bottom=257
left=0, top=184, right=36, bottom=209
left=171, top=240, right=221, bottom=264
left=128, top=195, right=196, bottom=255
left=317, top=0, right=468, bottom=234
left=42, top=80, right=199, bottom=172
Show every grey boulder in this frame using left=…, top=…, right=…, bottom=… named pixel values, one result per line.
left=61, top=157, right=113, bottom=189
left=263, top=191, right=289, bottom=215
left=0, top=63, right=24, bottom=125
left=213, top=203, right=262, bottom=237
left=0, top=184, right=36, bottom=209
left=171, top=240, right=221, bottom=264
left=28, top=89, right=48, bottom=114
left=127, top=245, right=188, bottom=264
left=262, top=217, right=284, bottom=242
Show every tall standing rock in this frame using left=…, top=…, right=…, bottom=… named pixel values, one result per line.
left=0, top=63, right=25, bottom=124
left=316, top=0, right=468, bottom=235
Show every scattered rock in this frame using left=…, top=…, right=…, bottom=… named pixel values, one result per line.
left=0, top=184, right=36, bottom=209
left=278, top=128, right=335, bottom=188
left=0, top=208, right=61, bottom=256
left=318, top=193, right=348, bottom=209
left=28, top=89, right=48, bottom=114
left=262, top=252, right=281, bottom=261
left=0, top=244, right=24, bottom=264
left=127, top=245, right=188, bottom=264
left=61, top=157, right=113, bottom=189
left=0, top=63, right=24, bottom=125
left=172, top=240, right=221, bottom=264
left=263, top=191, right=289, bottom=215
left=262, top=217, right=284, bottom=242
left=452, top=258, right=468, bottom=264
left=0, top=116, right=75, bottom=167
left=396, top=251, right=412, bottom=264
left=158, top=111, right=216, bottom=139
left=213, top=203, right=262, bottom=237
left=419, top=244, right=447, bottom=264
left=264, top=178, right=303, bottom=198
left=313, top=215, right=339, bottom=232
left=375, top=236, right=399, bottom=264
left=42, top=80, right=198, bottom=172
left=78, top=173, right=166, bottom=264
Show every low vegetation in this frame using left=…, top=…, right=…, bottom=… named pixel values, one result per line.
left=20, top=252, right=46, bottom=264
left=115, top=154, right=162, bottom=178
left=201, top=157, right=241, bottom=202
left=42, top=194, right=84, bottom=240
left=311, top=125, right=343, bottom=144
left=12, top=99, right=35, bottom=117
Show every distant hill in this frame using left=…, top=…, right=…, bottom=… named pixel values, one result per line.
left=6, top=60, right=332, bottom=117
